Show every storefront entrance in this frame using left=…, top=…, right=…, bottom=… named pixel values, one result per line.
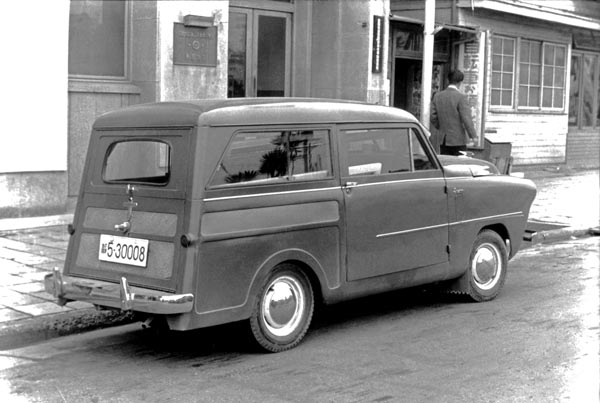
left=392, top=58, right=445, bottom=120
left=390, top=21, right=450, bottom=122
left=227, top=8, right=291, bottom=98
left=389, top=17, right=484, bottom=150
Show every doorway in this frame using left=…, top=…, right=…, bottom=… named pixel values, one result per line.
left=393, top=59, right=445, bottom=121
left=228, top=8, right=291, bottom=97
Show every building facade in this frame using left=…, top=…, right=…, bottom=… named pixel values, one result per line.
left=2, top=0, right=599, bottom=218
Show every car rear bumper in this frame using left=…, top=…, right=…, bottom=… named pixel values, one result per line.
left=44, top=268, right=194, bottom=315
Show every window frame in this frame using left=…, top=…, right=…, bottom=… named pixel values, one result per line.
left=338, top=124, right=439, bottom=179
left=102, top=139, right=171, bottom=187
left=68, top=0, right=130, bottom=81
left=490, top=35, right=516, bottom=110
left=208, top=127, right=334, bottom=189
left=490, top=34, right=568, bottom=113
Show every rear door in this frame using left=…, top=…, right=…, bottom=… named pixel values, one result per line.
left=339, top=124, right=449, bottom=281
left=66, top=129, right=192, bottom=292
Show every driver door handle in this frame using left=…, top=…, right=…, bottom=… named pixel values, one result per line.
left=343, top=181, right=358, bottom=194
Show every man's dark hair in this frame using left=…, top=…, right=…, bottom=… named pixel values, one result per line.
left=448, top=70, right=464, bottom=85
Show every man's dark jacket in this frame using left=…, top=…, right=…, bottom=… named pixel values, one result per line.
left=430, top=86, right=477, bottom=146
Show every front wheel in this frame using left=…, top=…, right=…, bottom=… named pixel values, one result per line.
left=249, top=264, right=314, bottom=352
left=465, top=230, right=508, bottom=302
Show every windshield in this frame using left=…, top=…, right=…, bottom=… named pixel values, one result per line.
left=103, top=140, right=171, bottom=185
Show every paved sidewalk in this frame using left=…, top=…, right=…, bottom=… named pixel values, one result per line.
left=0, top=168, right=598, bottom=349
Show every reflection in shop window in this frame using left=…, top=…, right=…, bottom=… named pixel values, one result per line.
left=582, top=54, right=598, bottom=127
left=569, top=55, right=581, bottom=126
left=570, top=53, right=600, bottom=129
left=69, top=1, right=126, bottom=77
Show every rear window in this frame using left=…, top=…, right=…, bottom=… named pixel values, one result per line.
left=210, top=129, right=332, bottom=187
left=103, top=140, right=171, bottom=185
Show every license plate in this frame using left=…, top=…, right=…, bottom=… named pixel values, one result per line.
left=99, top=234, right=149, bottom=267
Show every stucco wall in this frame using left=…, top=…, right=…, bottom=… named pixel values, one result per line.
left=157, top=1, right=229, bottom=101
left=0, top=172, right=68, bottom=218
left=67, top=84, right=142, bottom=206
left=310, top=1, right=371, bottom=101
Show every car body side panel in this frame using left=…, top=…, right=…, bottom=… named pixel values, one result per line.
left=444, top=175, right=536, bottom=279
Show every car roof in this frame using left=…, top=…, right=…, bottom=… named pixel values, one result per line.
left=92, top=98, right=419, bottom=129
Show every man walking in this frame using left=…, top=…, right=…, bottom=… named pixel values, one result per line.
left=430, top=70, right=478, bottom=156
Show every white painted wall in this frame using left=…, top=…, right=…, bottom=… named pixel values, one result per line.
left=0, top=0, right=69, bottom=173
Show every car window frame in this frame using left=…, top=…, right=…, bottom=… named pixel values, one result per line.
left=336, top=123, right=441, bottom=182
left=207, top=125, right=336, bottom=190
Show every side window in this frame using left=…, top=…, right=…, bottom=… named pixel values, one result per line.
left=410, top=129, right=436, bottom=171
left=210, top=129, right=332, bottom=187
left=341, top=128, right=411, bottom=176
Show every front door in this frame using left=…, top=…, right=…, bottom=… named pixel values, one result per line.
left=228, top=8, right=291, bottom=97
left=339, top=125, right=449, bottom=281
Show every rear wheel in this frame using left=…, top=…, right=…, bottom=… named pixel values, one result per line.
left=249, top=264, right=314, bottom=352
left=465, top=230, right=508, bottom=302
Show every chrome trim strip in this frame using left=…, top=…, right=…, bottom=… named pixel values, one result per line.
left=377, top=223, right=448, bottom=238
left=350, top=177, right=444, bottom=189
left=449, top=212, right=524, bottom=226
left=204, top=177, right=447, bottom=202
left=376, top=212, right=524, bottom=239
left=203, top=186, right=341, bottom=202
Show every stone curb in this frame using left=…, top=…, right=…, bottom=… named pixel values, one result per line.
left=530, top=226, right=599, bottom=245
left=0, top=308, right=135, bottom=351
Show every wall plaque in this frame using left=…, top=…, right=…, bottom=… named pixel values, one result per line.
left=173, top=22, right=217, bottom=67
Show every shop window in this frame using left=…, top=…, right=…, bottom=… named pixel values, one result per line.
left=542, top=44, right=566, bottom=109
left=492, top=35, right=568, bottom=112
left=581, top=54, right=598, bottom=126
left=569, top=55, right=581, bottom=126
left=69, top=1, right=126, bottom=77
left=518, top=40, right=541, bottom=107
left=491, top=36, right=515, bottom=107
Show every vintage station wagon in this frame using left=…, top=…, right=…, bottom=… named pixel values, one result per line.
left=45, top=98, right=536, bottom=352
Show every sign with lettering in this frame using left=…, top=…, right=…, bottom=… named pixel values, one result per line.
left=372, top=16, right=384, bottom=73
left=173, top=23, right=217, bottom=67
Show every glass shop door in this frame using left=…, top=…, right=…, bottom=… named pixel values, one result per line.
left=228, top=8, right=291, bottom=97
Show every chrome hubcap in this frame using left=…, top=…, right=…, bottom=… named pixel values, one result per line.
left=262, top=276, right=304, bottom=337
left=471, top=242, right=502, bottom=291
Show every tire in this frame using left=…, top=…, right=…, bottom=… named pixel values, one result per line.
left=465, top=230, right=508, bottom=302
left=249, top=264, right=314, bottom=353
